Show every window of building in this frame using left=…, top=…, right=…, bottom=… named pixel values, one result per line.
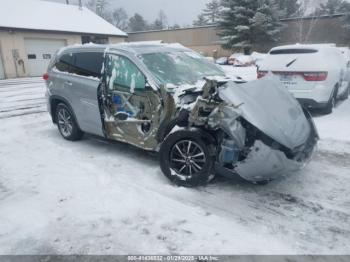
left=81, top=35, right=109, bottom=44
left=43, top=54, right=52, bottom=60
left=28, top=54, right=36, bottom=59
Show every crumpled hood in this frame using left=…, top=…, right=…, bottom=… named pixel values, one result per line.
left=218, top=75, right=311, bottom=150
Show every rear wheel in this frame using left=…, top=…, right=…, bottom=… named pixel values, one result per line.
left=323, top=96, right=335, bottom=114
left=323, top=87, right=338, bottom=115
left=159, top=130, right=215, bottom=187
left=56, top=103, right=83, bottom=141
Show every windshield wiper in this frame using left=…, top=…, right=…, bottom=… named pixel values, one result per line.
left=286, top=58, right=297, bottom=67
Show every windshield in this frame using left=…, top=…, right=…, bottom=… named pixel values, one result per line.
left=139, top=51, right=225, bottom=86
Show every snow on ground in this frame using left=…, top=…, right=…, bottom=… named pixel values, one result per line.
left=0, top=78, right=46, bottom=119
left=0, top=75, right=349, bottom=255
left=313, top=100, right=350, bottom=154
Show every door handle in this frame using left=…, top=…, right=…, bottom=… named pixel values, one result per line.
left=64, top=81, right=73, bottom=86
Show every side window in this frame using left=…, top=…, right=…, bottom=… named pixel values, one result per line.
left=106, top=54, right=146, bottom=92
left=73, top=52, right=104, bottom=78
left=55, top=53, right=74, bottom=73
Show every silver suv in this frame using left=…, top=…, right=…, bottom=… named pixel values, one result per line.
left=45, top=43, right=318, bottom=187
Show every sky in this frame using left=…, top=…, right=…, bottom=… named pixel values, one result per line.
left=44, top=0, right=210, bottom=26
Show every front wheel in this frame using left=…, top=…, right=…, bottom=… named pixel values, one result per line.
left=159, top=130, right=215, bottom=187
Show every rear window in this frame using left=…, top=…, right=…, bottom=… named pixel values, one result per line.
left=270, top=49, right=318, bottom=55
left=55, top=53, right=74, bottom=73
left=55, top=52, right=104, bottom=78
left=73, top=52, right=104, bottom=78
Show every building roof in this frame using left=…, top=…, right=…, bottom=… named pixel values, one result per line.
left=0, top=0, right=127, bottom=37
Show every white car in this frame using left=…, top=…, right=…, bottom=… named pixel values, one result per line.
left=258, top=44, right=349, bottom=113
left=251, top=51, right=267, bottom=68
left=339, top=47, right=350, bottom=82
left=233, top=55, right=255, bottom=67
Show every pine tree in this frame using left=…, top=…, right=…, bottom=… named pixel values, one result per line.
left=128, top=13, right=148, bottom=32
left=193, top=14, right=209, bottom=26
left=219, top=0, right=282, bottom=50
left=316, top=0, right=350, bottom=15
left=202, top=0, right=222, bottom=24
left=276, top=0, right=301, bottom=18
left=149, top=10, right=168, bottom=30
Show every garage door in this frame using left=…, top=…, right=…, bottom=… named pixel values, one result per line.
left=0, top=53, right=5, bottom=79
left=25, top=38, right=66, bottom=77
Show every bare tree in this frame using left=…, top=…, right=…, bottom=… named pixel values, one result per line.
left=296, top=0, right=320, bottom=43
left=87, top=0, right=112, bottom=22
left=112, top=8, right=129, bottom=31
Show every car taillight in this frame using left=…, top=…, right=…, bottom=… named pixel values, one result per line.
left=258, top=71, right=268, bottom=79
left=302, top=72, right=328, bottom=81
left=43, top=73, right=49, bottom=81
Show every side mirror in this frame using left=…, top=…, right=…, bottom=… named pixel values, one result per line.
left=115, top=111, right=129, bottom=121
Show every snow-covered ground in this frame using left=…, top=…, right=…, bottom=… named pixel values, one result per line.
left=0, top=73, right=350, bottom=255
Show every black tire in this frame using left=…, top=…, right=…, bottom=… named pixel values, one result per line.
left=341, top=86, right=349, bottom=100
left=55, top=103, right=83, bottom=141
left=159, top=130, right=215, bottom=187
left=323, top=93, right=336, bottom=115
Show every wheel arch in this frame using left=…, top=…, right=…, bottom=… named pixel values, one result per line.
left=49, top=95, right=82, bottom=130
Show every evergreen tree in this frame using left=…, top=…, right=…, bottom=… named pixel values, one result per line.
left=219, top=0, right=282, bottom=50
left=202, top=0, right=222, bottom=24
left=128, top=13, right=148, bottom=32
left=149, top=10, right=168, bottom=30
left=316, top=0, right=350, bottom=15
left=276, top=0, right=301, bottom=18
left=193, top=14, right=209, bottom=26
left=171, top=24, right=181, bottom=29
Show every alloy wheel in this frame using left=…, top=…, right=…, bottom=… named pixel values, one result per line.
left=170, top=140, right=206, bottom=176
left=57, top=108, right=73, bottom=137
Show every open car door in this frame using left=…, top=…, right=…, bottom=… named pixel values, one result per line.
left=101, top=53, right=163, bottom=150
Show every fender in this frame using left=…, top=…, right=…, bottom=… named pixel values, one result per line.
left=49, top=95, right=82, bottom=131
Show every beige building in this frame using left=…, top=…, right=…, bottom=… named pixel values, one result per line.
left=128, top=25, right=231, bottom=58
left=128, top=15, right=350, bottom=57
left=0, top=0, right=127, bottom=79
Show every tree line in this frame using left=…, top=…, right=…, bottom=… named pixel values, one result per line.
left=194, top=0, right=350, bottom=51
left=85, top=0, right=350, bottom=51
left=86, top=0, right=181, bottom=32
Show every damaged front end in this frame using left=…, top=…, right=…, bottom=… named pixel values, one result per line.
left=176, top=76, right=319, bottom=182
